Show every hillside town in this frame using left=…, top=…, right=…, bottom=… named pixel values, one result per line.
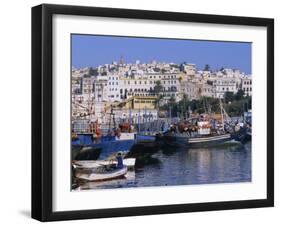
left=71, top=59, right=252, bottom=188
left=72, top=59, right=252, bottom=127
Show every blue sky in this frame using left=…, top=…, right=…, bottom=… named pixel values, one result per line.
left=72, top=34, right=252, bottom=74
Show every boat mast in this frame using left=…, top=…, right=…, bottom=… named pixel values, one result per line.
left=219, top=98, right=225, bottom=132
left=138, top=108, right=141, bottom=133
left=108, top=104, right=112, bottom=133
left=169, top=105, right=172, bottom=124
left=129, top=107, right=132, bottom=126
left=144, top=106, right=147, bottom=132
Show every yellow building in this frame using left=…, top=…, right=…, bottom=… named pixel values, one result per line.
left=124, top=96, right=157, bottom=110
left=103, top=96, right=157, bottom=112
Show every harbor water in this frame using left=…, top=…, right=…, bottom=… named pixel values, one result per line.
left=75, top=141, right=251, bottom=190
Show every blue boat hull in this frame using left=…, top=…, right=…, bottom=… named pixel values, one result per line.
left=72, top=133, right=135, bottom=160
left=95, top=139, right=136, bottom=159
left=72, top=145, right=102, bottom=160
left=136, top=134, right=156, bottom=143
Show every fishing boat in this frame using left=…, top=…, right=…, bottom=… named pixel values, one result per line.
left=72, top=93, right=136, bottom=160
left=156, top=98, right=241, bottom=148
left=231, top=110, right=252, bottom=143
left=232, top=124, right=252, bottom=144
left=75, top=166, right=128, bottom=182
left=157, top=117, right=234, bottom=148
left=72, top=131, right=136, bottom=160
left=72, top=111, right=136, bottom=160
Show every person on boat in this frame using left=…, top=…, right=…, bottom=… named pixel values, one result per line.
left=116, top=152, right=124, bottom=169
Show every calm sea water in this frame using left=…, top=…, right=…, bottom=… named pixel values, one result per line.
left=76, top=142, right=251, bottom=190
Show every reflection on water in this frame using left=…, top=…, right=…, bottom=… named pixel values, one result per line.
left=75, top=142, right=251, bottom=190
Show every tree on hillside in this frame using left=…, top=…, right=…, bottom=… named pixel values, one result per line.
left=235, top=89, right=245, bottom=101
left=153, top=80, right=163, bottom=94
left=224, top=91, right=235, bottom=103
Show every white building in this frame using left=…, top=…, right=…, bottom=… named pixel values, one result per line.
left=213, top=77, right=239, bottom=99
left=241, top=76, right=252, bottom=96
left=73, top=62, right=252, bottom=112
left=107, top=73, right=121, bottom=102
left=81, top=75, right=94, bottom=95
left=180, top=81, right=199, bottom=100
left=93, top=76, right=108, bottom=102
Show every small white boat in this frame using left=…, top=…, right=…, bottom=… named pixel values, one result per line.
left=75, top=166, right=128, bottom=182
left=73, top=158, right=136, bottom=170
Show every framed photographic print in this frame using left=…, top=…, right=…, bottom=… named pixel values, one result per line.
left=31, top=4, right=274, bottom=221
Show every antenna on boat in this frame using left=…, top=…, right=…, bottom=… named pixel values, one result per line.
left=138, top=107, right=141, bottom=133
left=219, top=98, right=225, bottom=132
left=169, top=105, right=172, bottom=124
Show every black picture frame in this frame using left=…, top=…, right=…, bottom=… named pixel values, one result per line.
left=32, top=3, right=274, bottom=222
